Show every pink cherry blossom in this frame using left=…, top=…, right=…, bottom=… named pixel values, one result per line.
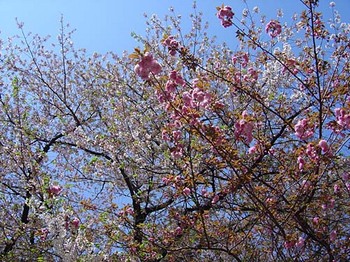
left=172, top=130, right=182, bottom=141
left=217, top=6, right=234, bottom=28
left=175, top=226, right=183, bottom=236
left=297, top=156, right=306, bottom=171
left=265, top=20, right=282, bottom=37
left=169, top=70, right=185, bottom=86
left=71, top=217, right=80, bottom=229
left=306, top=144, right=318, bottom=162
left=183, top=187, right=191, bottom=196
left=40, top=228, right=49, bottom=241
left=234, top=111, right=254, bottom=144
left=232, top=52, right=249, bottom=67
left=182, top=88, right=211, bottom=109
left=294, top=118, right=314, bottom=140
left=334, top=184, right=340, bottom=194
left=162, top=177, right=171, bottom=185
left=284, top=240, right=295, bottom=249
left=318, top=139, right=329, bottom=153
left=212, top=194, right=220, bottom=204
left=163, top=36, right=181, bottom=56
left=134, top=52, right=162, bottom=80
left=334, top=108, right=350, bottom=129
left=295, top=237, right=305, bottom=248
left=48, top=185, right=62, bottom=196
left=330, top=230, right=337, bottom=242
left=248, top=144, right=258, bottom=154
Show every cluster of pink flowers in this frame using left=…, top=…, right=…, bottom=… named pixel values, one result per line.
left=40, top=228, right=49, bottom=241
left=334, top=108, right=350, bottom=129
left=64, top=216, right=80, bottom=230
left=234, top=111, right=254, bottom=144
left=232, top=52, right=249, bottom=67
left=48, top=185, right=62, bottom=197
left=297, top=140, right=330, bottom=171
left=163, top=36, right=181, bottom=56
left=71, top=217, right=80, bottom=228
left=244, top=68, right=259, bottom=83
left=182, top=87, right=211, bottom=109
left=217, top=6, right=234, bottom=28
left=305, top=143, right=319, bottom=162
left=156, top=71, right=185, bottom=103
left=134, top=52, right=162, bottom=80
left=170, top=144, right=184, bottom=159
left=318, top=139, right=329, bottom=153
left=265, top=20, right=282, bottom=38
left=321, top=198, right=335, bottom=210
left=294, top=118, right=314, bottom=140
left=183, top=187, right=191, bottom=196
left=282, top=58, right=299, bottom=74
left=297, top=156, right=306, bottom=171
left=329, top=230, right=337, bottom=242
left=284, top=236, right=305, bottom=250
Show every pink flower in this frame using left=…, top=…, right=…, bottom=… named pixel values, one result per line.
left=318, top=139, right=329, bottom=153
left=161, top=130, right=170, bottom=141
left=40, top=228, right=49, bottom=241
left=284, top=240, right=295, bottom=249
left=235, top=111, right=254, bottom=144
left=169, top=70, right=185, bottom=86
left=334, top=184, right=340, bottom=194
left=312, top=216, right=319, bottom=224
left=297, top=156, right=305, bottom=171
left=248, top=144, right=258, bottom=154
left=232, top=52, right=249, bottom=67
left=335, top=108, right=350, bottom=129
left=71, top=217, right=80, bottom=229
left=212, top=194, right=220, bottom=204
left=183, top=187, right=191, bottom=196
left=301, top=180, right=312, bottom=192
left=162, top=177, right=171, bottom=185
left=330, top=230, right=337, bottom=242
left=163, top=36, right=181, bottom=56
left=48, top=185, right=62, bottom=196
left=134, top=52, right=162, bottom=80
left=306, top=144, right=318, bottom=162
left=172, top=130, right=182, bottom=141
left=201, top=188, right=209, bottom=197
left=265, top=20, right=282, bottom=37
left=295, top=237, right=305, bottom=248
left=294, top=119, right=314, bottom=140
left=175, top=226, right=183, bottom=236
left=217, top=6, right=234, bottom=28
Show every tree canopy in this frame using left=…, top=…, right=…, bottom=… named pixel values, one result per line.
left=0, top=1, right=349, bottom=261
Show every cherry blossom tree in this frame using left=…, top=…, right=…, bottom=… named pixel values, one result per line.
left=0, top=0, right=349, bottom=261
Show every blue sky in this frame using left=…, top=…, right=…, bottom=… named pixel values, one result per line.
left=0, top=0, right=349, bottom=54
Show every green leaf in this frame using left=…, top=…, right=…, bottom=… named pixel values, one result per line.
left=12, top=76, right=20, bottom=98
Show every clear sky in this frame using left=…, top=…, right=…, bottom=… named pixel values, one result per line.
left=0, top=0, right=349, bottom=54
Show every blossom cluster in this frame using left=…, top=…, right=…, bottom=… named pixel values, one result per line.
left=335, top=108, right=350, bottom=129
left=234, top=111, right=254, bottom=144
left=163, top=36, right=181, bottom=56
left=294, top=118, right=315, bottom=140
left=217, top=5, right=234, bottom=28
left=265, top=20, right=282, bottom=37
left=134, top=52, right=162, bottom=80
